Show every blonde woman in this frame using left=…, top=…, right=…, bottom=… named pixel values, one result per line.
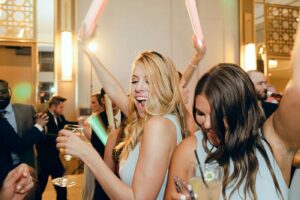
left=57, top=48, right=186, bottom=199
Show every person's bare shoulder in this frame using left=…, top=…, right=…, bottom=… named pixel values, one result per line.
left=172, top=134, right=197, bottom=162
left=144, top=116, right=176, bottom=138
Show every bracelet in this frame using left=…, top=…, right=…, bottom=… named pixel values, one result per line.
left=188, top=61, right=198, bottom=68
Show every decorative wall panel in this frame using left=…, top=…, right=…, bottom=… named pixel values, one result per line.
left=265, top=3, right=299, bottom=57
left=0, top=0, right=34, bottom=40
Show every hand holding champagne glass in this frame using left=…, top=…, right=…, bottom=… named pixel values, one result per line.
left=52, top=124, right=83, bottom=187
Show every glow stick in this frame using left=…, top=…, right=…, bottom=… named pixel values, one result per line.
left=81, top=0, right=108, bottom=38
left=185, top=0, right=204, bottom=47
left=88, top=114, right=107, bottom=145
left=104, top=94, right=115, bottom=131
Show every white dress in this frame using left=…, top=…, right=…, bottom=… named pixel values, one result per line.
left=194, top=130, right=289, bottom=200
left=119, top=114, right=182, bottom=200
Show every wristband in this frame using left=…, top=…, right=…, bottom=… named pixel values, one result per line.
left=188, top=61, right=198, bottom=68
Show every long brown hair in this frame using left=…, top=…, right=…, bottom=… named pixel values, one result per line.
left=193, top=63, right=283, bottom=200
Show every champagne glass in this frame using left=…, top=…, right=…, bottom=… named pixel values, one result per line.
left=188, top=162, right=223, bottom=200
left=52, top=124, right=83, bottom=187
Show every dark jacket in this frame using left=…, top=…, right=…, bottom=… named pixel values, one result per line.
left=12, top=104, right=37, bottom=168
left=35, top=110, right=76, bottom=163
left=0, top=117, right=44, bottom=187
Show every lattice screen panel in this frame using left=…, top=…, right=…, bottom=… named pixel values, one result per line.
left=265, top=3, right=299, bottom=57
left=0, top=0, right=34, bottom=39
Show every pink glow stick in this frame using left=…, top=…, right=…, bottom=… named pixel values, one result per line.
left=82, top=0, right=108, bottom=38
left=185, top=0, right=204, bottom=47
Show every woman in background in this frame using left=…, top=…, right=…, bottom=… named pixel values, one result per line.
left=81, top=91, right=109, bottom=200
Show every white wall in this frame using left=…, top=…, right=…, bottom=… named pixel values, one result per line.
left=77, top=0, right=239, bottom=110
left=37, top=0, right=54, bottom=44
left=37, top=0, right=54, bottom=83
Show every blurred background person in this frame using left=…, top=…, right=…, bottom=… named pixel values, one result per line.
left=0, top=79, right=45, bottom=200
left=0, top=80, right=39, bottom=171
left=35, top=96, right=76, bottom=200
left=81, top=91, right=109, bottom=200
left=81, top=89, right=126, bottom=200
left=0, top=110, right=48, bottom=188
left=247, top=70, right=278, bottom=118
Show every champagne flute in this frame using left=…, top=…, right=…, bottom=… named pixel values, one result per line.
left=52, top=124, right=83, bottom=187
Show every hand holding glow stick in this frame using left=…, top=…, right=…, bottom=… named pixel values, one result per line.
left=185, top=0, right=204, bottom=47
left=104, top=94, right=115, bottom=131
left=79, top=0, right=108, bottom=39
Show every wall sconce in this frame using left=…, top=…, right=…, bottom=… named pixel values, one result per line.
left=244, top=43, right=257, bottom=71
left=61, top=0, right=73, bottom=81
left=61, top=31, right=73, bottom=81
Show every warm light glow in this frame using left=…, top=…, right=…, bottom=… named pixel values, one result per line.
left=88, top=42, right=97, bottom=52
left=258, top=45, right=266, bottom=55
left=244, top=43, right=257, bottom=71
left=13, top=83, right=32, bottom=102
left=50, top=87, right=56, bottom=93
left=61, top=31, right=73, bottom=81
left=268, top=59, right=278, bottom=69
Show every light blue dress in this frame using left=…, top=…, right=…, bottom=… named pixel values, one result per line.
left=119, top=114, right=182, bottom=200
left=289, top=169, right=300, bottom=200
left=194, top=130, right=289, bottom=200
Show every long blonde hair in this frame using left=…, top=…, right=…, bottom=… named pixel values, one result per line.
left=115, top=51, right=186, bottom=160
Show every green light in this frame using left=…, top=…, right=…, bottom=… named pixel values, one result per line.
left=13, top=83, right=32, bottom=102
left=89, top=114, right=108, bottom=145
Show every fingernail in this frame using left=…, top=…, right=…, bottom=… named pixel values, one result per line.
left=18, top=166, right=24, bottom=172
left=180, top=194, right=186, bottom=200
left=16, top=185, right=22, bottom=190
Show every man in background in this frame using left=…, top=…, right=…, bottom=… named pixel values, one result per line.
left=0, top=79, right=41, bottom=200
left=35, top=96, right=76, bottom=200
left=0, top=80, right=37, bottom=168
left=247, top=70, right=278, bottom=118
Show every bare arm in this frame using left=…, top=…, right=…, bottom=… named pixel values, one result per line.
left=271, top=22, right=300, bottom=151
left=81, top=46, right=130, bottom=117
left=57, top=116, right=177, bottom=200
left=104, top=129, right=119, bottom=171
left=130, top=117, right=177, bottom=199
left=180, top=36, right=205, bottom=87
left=164, top=135, right=197, bottom=199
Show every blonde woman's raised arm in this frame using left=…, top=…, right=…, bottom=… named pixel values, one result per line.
left=81, top=46, right=130, bottom=117
left=271, top=22, right=300, bottom=151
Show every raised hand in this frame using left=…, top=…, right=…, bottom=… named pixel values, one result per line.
left=35, top=113, right=49, bottom=126
left=56, top=129, right=90, bottom=160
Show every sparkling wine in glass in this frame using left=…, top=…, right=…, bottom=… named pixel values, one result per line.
left=188, top=162, right=223, bottom=200
left=52, top=124, right=83, bottom=187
